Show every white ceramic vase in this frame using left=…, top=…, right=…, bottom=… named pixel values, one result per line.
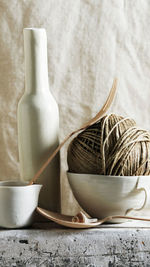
left=17, top=28, right=60, bottom=212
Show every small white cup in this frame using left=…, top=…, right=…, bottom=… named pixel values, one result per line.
left=0, top=180, right=42, bottom=228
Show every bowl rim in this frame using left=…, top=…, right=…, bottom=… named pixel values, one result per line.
left=67, top=171, right=150, bottom=180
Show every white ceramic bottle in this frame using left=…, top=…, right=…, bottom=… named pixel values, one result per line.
left=17, top=28, right=60, bottom=212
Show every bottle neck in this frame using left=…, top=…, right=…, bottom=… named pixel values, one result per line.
left=24, top=28, right=49, bottom=94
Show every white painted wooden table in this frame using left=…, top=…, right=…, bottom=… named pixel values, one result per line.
left=0, top=222, right=150, bottom=267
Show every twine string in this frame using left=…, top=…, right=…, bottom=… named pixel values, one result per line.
left=68, top=114, right=150, bottom=176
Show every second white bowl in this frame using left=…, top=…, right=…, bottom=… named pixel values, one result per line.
left=67, top=173, right=150, bottom=221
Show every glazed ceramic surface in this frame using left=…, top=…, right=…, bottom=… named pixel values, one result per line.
left=0, top=181, right=42, bottom=228
left=67, top=173, right=150, bottom=222
left=18, top=28, right=60, bottom=212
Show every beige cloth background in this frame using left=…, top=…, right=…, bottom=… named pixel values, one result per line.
left=0, top=0, right=150, bottom=215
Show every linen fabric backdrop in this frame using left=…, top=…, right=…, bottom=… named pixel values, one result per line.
left=0, top=0, right=150, bottom=215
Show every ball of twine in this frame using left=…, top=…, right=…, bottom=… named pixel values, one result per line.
left=67, top=114, right=150, bottom=176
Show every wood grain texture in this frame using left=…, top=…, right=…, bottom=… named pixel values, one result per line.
left=0, top=223, right=150, bottom=266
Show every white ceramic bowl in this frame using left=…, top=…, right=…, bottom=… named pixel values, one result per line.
left=0, top=180, right=42, bottom=228
left=67, top=173, right=150, bottom=221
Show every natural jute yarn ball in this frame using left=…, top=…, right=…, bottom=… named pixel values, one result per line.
left=67, top=114, right=150, bottom=176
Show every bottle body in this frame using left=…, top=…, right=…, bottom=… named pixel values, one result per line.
left=17, top=28, right=60, bottom=211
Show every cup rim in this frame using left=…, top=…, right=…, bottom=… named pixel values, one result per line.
left=0, top=180, right=42, bottom=188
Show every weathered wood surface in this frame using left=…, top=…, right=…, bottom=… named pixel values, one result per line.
left=0, top=223, right=150, bottom=267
